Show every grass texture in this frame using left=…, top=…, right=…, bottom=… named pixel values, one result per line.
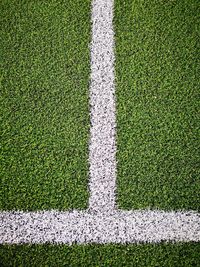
left=0, top=0, right=91, bottom=210
left=115, top=0, right=200, bottom=210
left=0, top=243, right=200, bottom=267
left=0, top=0, right=199, bottom=266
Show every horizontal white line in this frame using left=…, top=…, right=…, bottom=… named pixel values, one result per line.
left=1, top=210, right=199, bottom=244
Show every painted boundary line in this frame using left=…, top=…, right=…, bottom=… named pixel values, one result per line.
left=0, top=0, right=200, bottom=244
left=1, top=210, right=200, bottom=243
left=88, top=0, right=117, bottom=213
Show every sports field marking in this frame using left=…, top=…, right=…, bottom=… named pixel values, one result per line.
left=88, top=0, right=117, bottom=213
left=1, top=210, right=199, bottom=243
left=0, top=0, right=199, bottom=244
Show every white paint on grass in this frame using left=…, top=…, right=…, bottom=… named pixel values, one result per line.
left=1, top=210, right=199, bottom=244
left=88, top=0, right=116, bottom=213
left=0, top=0, right=200, bottom=244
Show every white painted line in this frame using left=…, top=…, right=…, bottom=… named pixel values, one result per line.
left=0, top=0, right=200, bottom=244
left=88, top=0, right=117, bottom=213
left=1, top=210, right=199, bottom=244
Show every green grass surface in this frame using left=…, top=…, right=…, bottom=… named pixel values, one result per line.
left=0, top=0, right=91, bottom=210
left=115, top=0, right=200, bottom=210
left=0, top=243, right=200, bottom=267
left=0, top=0, right=199, bottom=266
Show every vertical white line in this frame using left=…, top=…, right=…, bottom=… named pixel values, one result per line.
left=88, top=0, right=117, bottom=213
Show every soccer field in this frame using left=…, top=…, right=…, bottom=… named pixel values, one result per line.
left=0, top=0, right=199, bottom=266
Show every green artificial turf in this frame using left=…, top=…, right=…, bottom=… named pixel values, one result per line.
left=115, top=0, right=200, bottom=210
left=0, top=243, right=199, bottom=267
left=0, top=0, right=91, bottom=210
left=1, top=1, right=199, bottom=266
